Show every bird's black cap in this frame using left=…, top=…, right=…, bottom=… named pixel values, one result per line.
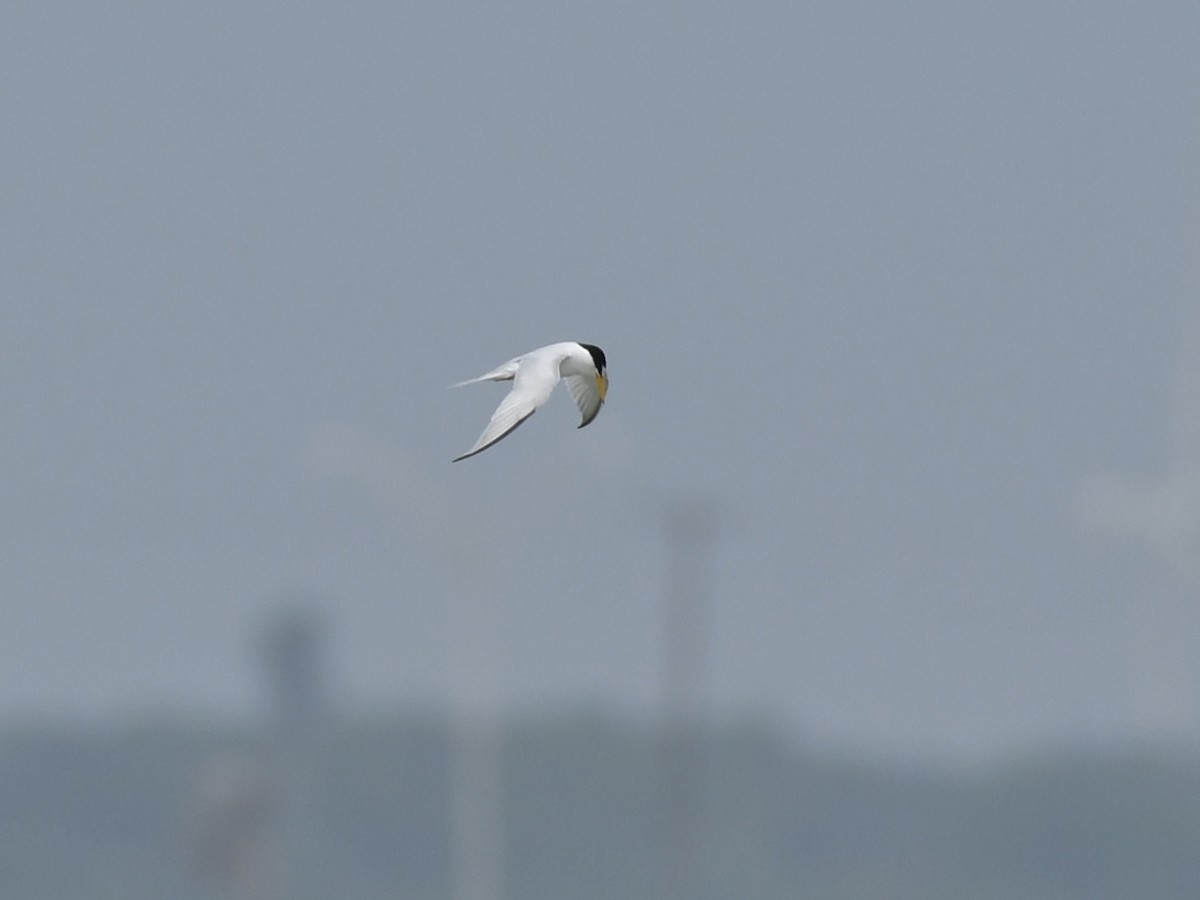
left=579, top=343, right=606, bottom=372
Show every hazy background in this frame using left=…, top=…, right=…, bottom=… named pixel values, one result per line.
left=6, top=0, right=1200, bottom=766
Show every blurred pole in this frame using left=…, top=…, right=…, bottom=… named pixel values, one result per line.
left=448, top=539, right=505, bottom=900
left=450, top=716, right=504, bottom=900
left=659, top=495, right=715, bottom=900
left=259, top=602, right=328, bottom=900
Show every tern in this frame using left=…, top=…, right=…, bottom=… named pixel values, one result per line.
left=451, top=341, right=608, bottom=461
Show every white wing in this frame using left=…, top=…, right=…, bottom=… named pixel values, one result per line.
left=452, top=352, right=561, bottom=461
left=564, top=373, right=603, bottom=428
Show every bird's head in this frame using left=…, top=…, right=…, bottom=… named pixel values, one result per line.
left=580, top=343, right=608, bottom=401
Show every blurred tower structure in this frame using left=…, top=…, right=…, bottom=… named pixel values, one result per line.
left=186, top=601, right=329, bottom=900
left=449, top=714, right=505, bottom=900
left=659, top=496, right=715, bottom=900
left=258, top=601, right=329, bottom=900
left=260, top=603, right=327, bottom=743
left=447, top=553, right=506, bottom=900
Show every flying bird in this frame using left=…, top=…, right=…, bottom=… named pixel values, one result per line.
left=451, top=341, right=608, bottom=461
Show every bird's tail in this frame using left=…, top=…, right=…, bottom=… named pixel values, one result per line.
left=448, top=358, right=521, bottom=388
left=448, top=374, right=495, bottom=388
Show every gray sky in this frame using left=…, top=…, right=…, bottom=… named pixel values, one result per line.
left=5, top=1, right=1200, bottom=761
